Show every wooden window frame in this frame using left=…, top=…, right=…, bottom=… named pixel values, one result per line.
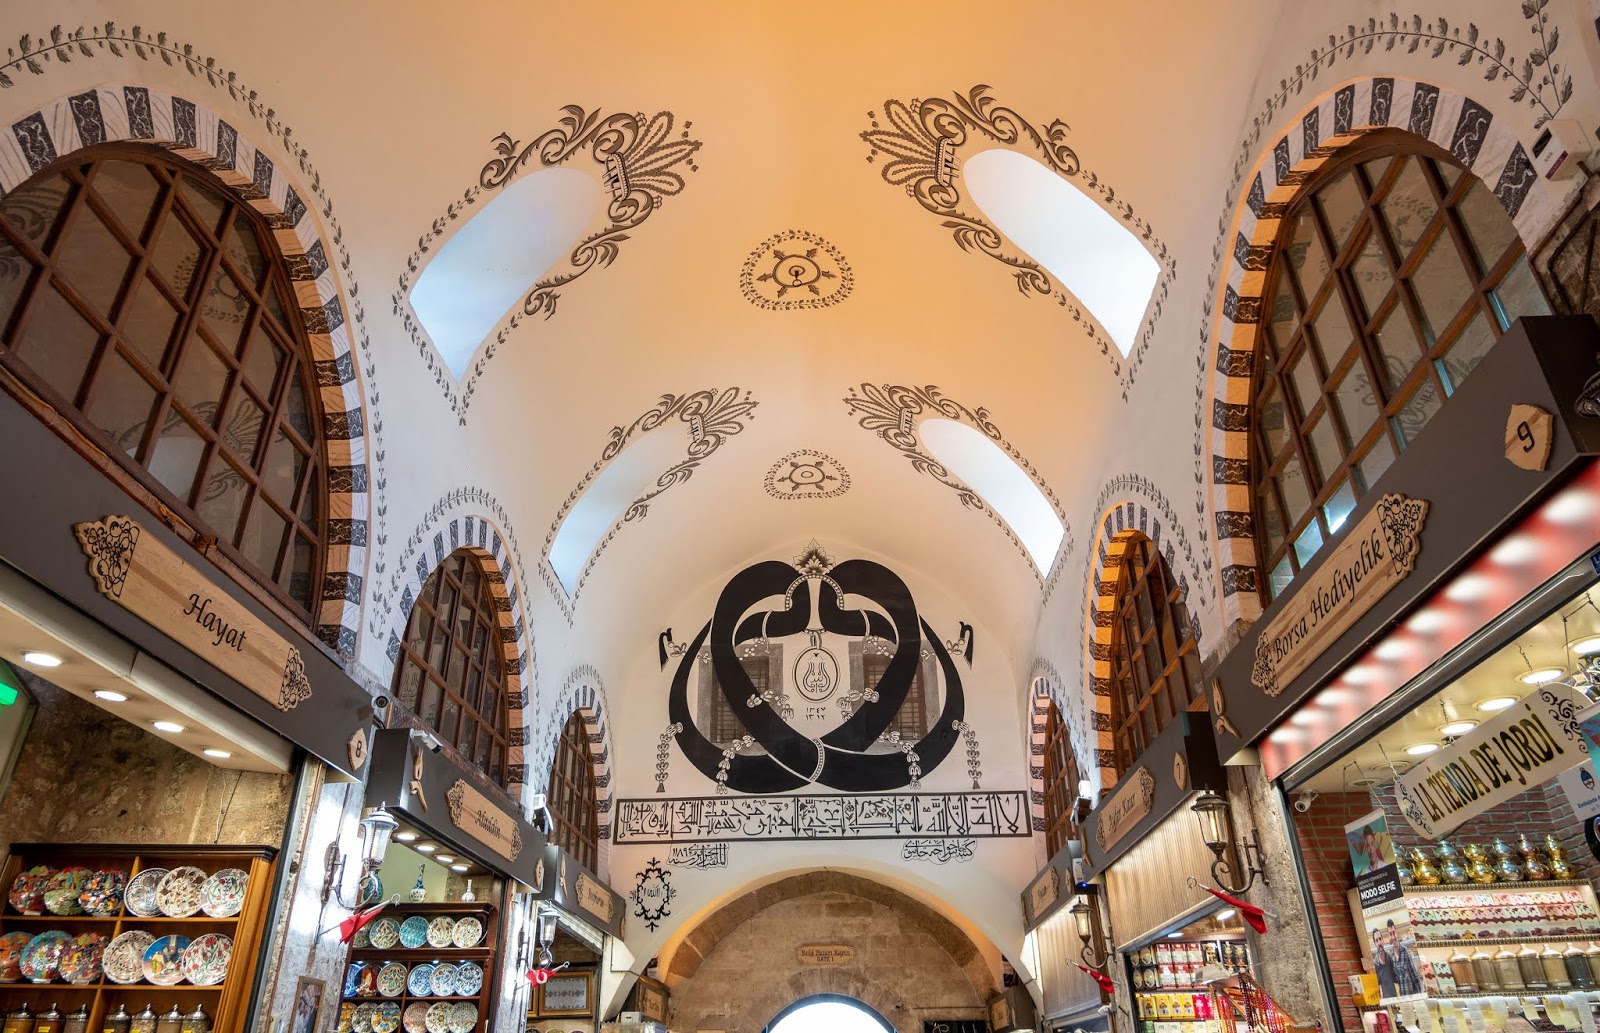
left=1041, top=701, right=1082, bottom=858
left=862, top=651, right=929, bottom=741
left=548, top=710, right=599, bottom=871
left=390, top=549, right=515, bottom=788
left=1108, top=536, right=1203, bottom=774
left=1251, top=132, right=1548, bottom=603
left=0, top=144, right=329, bottom=623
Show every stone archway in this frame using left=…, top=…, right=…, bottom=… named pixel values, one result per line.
left=664, top=873, right=995, bottom=1033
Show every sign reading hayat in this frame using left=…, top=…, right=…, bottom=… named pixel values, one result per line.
left=445, top=780, right=524, bottom=862
left=1093, top=768, right=1155, bottom=854
left=1395, top=686, right=1589, bottom=838
left=73, top=514, right=312, bottom=712
left=1251, top=494, right=1429, bottom=697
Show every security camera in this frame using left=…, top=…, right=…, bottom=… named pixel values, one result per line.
left=527, top=793, right=553, bottom=834
left=1293, top=790, right=1319, bottom=813
left=371, top=694, right=391, bottom=725
left=410, top=729, right=445, bottom=753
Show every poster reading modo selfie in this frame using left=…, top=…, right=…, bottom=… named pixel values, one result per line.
left=1346, top=808, right=1403, bottom=909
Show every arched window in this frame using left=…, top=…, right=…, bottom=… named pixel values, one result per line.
left=548, top=711, right=599, bottom=870
left=1041, top=701, right=1081, bottom=857
left=392, top=549, right=515, bottom=787
left=1108, top=535, right=1202, bottom=774
left=1252, top=134, right=1550, bottom=600
left=0, top=147, right=329, bottom=620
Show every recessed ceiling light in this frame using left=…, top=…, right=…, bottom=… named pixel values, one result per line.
left=93, top=690, right=128, bottom=703
left=435, top=856, right=455, bottom=864
left=153, top=720, right=185, bottom=734
left=450, top=864, right=469, bottom=873
left=415, top=844, right=436, bottom=853
left=1405, top=742, right=1440, bottom=756
left=1477, top=696, right=1519, bottom=712
left=1167, top=931, right=1185, bottom=939
left=1216, top=909, right=1237, bottom=922
left=1571, top=635, right=1600, bottom=655
left=20, top=651, right=61, bottom=668
left=1518, top=666, right=1566, bottom=685
left=1350, top=778, right=1380, bottom=788
left=394, top=832, right=418, bottom=842
left=202, top=748, right=232, bottom=759
left=1440, top=721, right=1478, bottom=737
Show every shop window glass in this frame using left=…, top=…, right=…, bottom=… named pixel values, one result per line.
left=0, top=148, right=330, bottom=621
left=1108, top=535, right=1203, bottom=775
left=1249, top=136, right=1543, bottom=602
left=390, top=549, right=517, bottom=789
left=1041, top=702, right=1082, bottom=858
left=549, top=710, right=600, bottom=871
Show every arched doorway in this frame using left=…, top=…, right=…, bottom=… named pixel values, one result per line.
left=766, top=995, right=895, bottom=1033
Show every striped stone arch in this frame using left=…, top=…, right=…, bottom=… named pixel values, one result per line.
left=1206, top=75, right=1557, bottom=628
left=0, top=85, right=371, bottom=656
left=538, top=666, right=615, bottom=878
left=384, top=514, right=533, bottom=793
left=1086, top=505, right=1196, bottom=789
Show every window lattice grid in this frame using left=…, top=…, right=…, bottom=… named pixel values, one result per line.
left=1108, top=536, right=1203, bottom=774
left=1252, top=136, right=1549, bottom=601
left=707, top=656, right=770, bottom=747
left=1041, top=702, right=1081, bottom=858
left=549, top=710, right=599, bottom=871
left=862, top=652, right=929, bottom=741
left=391, top=549, right=514, bottom=788
left=0, top=147, right=329, bottom=618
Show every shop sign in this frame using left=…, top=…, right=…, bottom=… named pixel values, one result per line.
left=1394, top=685, right=1589, bottom=838
left=1345, top=808, right=1403, bottom=910
left=575, top=872, right=615, bottom=926
left=1251, top=494, right=1429, bottom=697
left=73, top=514, right=312, bottom=712
left=1094, top=767, right=1155, bottom=854
left=446, top=779, right=524, bottom=862
left=1024, top=865, right=1060, bottom=923
left=795, top=944, right=856, bottom=965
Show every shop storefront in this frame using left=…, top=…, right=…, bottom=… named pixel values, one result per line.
left=0, top=372, right=374, bottom=1032
left=1208, top=314, right=1600, bottom=1031
left=523, top=844, right=624, bottom=1033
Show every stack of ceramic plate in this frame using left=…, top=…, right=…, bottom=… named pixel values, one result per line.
left=103, top=930, right=154, bottom=984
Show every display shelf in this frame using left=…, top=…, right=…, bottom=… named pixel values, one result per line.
left=1404, top=879, right=1596, bottom=893
left=0, top=842, right=277, bottom=1033
left=340, top=899, right=500, bottom=1033
left=1417, top=933, right=1600, bottom=948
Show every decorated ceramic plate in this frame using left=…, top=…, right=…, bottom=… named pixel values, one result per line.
left=124, top=867, right=168, bottom=917
left=446, top=1003, right=477, bottom=1033
left=403, top=1002, right=429, bottom=1033
left=0, top=931, right=33, bottom=982
left=79, top=869, right=127, bottom=916
left=19, top=930, right=72, bottom=982
left=398, top=915, right=429, bottom=950
left=103, top=930, right=154, bottom=984
left=352, top=923, right=372, bottom=949
left=449, top=916, right=482, bottom=949
left=424, top=1002, right=453, bottom=1033
left=199, top=868, right=249, bottom=918
left=58, top=932, right=108, bottom=985
left=454, top=961, right=483, bottom=997
left=429, top=961, right=458, bottom=997
left=425, top=916, right=454, bottom=949
left=353, top=1003, right=376, bottom=1033
left=141, top=934, right=190, bottom=985
left=156, top=866, right=208, bottom=918
left=7, top=866, right=53, bottom=915
left=368, top=916, right=401, bottom=950
left=407, top=962, right=435, bottom=997
left=181, top=932, right=232, bottom=986
left=356, top=963, right=380, bottom=997
left=372, top=1002, right=401, bottom=1033
left=43, top=866, right=92, bottom=916
left=377, top=961, right=407, bottom=998
left=338, top=1003, right=357, bottom=1033
left=344, top=961, right=366, bottom=998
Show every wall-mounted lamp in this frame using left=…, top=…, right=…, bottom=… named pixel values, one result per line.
left=322, top=803, right=399, bottom=909
left=1068, top=894, right=1110, bottom=971
left=1190, top=790, right=1268, bottom=894
left=535, top=906, right=559, bottom=968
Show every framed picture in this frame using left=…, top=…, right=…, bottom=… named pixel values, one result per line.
left=539, top=970, right=595, bottom=1016
left=289, top=975, right=326, bottom=1033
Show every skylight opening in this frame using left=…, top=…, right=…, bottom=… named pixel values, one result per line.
left=548, top=427, right=688, bottom=595
left=409, top=167, right=602, bottom=379
left=920, top=418, right=1064, bottom=574
left=963, top=148, right=1159, bottom=357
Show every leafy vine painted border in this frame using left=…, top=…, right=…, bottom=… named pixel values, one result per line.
left=539, top=388, right=759, bottom=622
left=0, top=20, right=393, bottom=643
left=860, top=86, right=1175, bottom=399
left=843, top=382, right=1073, bottom=585
left=1190, top=4, right=1576, bottom=598
left=392, top=107, right=703, bottom=424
